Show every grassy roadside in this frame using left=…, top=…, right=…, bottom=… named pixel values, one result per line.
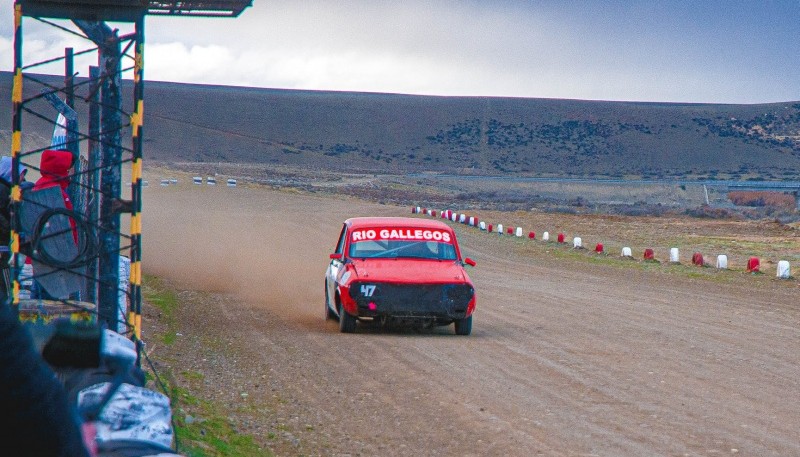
left=449, top=218, right=799, bottom=287
left=142, top=274, right=273, bottom=457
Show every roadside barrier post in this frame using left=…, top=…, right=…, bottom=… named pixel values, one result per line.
left=777, top=260, right=791, bottom=279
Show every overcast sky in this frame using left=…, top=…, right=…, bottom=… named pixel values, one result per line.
left=1, top=0, right=799, bottom=103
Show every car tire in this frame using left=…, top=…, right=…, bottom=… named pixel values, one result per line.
left=454, top=315, right=472, bottom=336
left=339, top=303, right=357, bottom=333
left=324, top=281, right=336, bottom=321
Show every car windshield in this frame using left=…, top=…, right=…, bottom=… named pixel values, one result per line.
left=349, top=239, right=458, bottom=260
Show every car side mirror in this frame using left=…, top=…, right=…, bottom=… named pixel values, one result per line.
left=464, top=258, right=476, bottom=267
left=330, top=253, right=343, bottom=260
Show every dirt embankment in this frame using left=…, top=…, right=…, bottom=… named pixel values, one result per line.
left=142, top=182, right=800, bottom=457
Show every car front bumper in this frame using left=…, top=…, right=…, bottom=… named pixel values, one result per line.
left=347, top=282, right=475, bottom=320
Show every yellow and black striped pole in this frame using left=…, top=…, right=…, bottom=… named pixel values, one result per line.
left=9, top=3, right=23, bottom=307
left=129, top=16, right=144, bottom=344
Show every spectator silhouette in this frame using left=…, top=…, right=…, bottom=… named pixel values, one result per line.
left=0, top=156, right=32, bottom=304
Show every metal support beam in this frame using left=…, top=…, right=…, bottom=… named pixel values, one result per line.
left=65, top=47, right=74, bottom=108
left=59, top=47, right=85, bottom=219
left=18, top=0, right=251, bottom=21
left=98, top=29, right=122, bottom=331
left=74, top=20, right=122, bottom=330
left=129, top=16, right=144, bottom=350
left=9, top=2, right=24, bottom=308
left=87, top=65, right=101, bottom=305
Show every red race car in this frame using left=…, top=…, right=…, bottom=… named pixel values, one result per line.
left=325, top=217, right=477, bottom=335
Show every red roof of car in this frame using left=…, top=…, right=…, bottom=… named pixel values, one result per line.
left=345, top=216, right=453, bottom=231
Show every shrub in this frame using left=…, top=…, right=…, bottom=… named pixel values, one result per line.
left=728, top=191, right=796, bottom=209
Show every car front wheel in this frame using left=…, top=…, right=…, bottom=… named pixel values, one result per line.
left=339, top=303, right=357, bottom=333
left=454, top=315, right=472, bottom=336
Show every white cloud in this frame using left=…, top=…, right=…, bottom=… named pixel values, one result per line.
left=147, top=42, right=236, bottom=83
left=0, top=36, right=10, bottom=70
left=2, top=0, right=798, bottom=103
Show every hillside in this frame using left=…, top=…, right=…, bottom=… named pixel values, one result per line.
left=2, top=71, right=799, bottom=179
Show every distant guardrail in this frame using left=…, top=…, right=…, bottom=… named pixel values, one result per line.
left=407, top=174, right=800, bottom=189
left=726, top=182, right=800, bottom=191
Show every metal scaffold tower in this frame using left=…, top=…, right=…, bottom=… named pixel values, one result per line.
left=9, top=0, right=251, bottom=350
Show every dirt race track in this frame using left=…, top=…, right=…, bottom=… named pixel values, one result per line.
left=141, top=182, right=800, bottom=457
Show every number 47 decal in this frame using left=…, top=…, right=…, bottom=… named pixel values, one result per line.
left=360, top=284, right=376, bottom=297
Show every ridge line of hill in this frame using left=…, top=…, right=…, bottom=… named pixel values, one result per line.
left=2, top=71, right=798, bottom=180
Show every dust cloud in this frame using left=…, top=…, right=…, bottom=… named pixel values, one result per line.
left=140, top=184, right=396, bottom=319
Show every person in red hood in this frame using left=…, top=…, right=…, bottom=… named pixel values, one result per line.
left=34, top=149, right=74, bottom=205
left=34, top=149, right=77, bottom=244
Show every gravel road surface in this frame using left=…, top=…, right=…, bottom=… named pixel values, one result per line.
left=142, top=183, right=800, bottom=457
